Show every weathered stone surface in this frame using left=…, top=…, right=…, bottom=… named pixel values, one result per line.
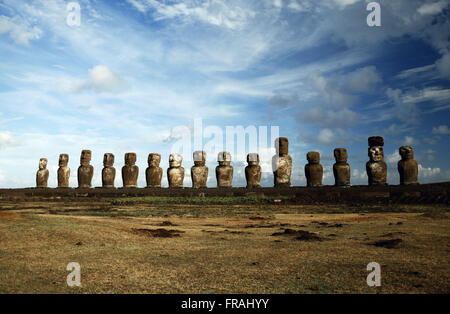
left=245, top=153, right=261, bottom=188
left=57, top=154, right=70, bottom=188
left=191, top=151, right=208, bottom=188
left=168, top=153, right=184, bottom=188
left=216, top=152, right=233, bottom=188
left=333, top=148, right=351, bottom=187
left=398, top=146, right=418, bottom=185
left=36, top=158, right=49, bottom=188
left=102, top=153, right=115, bottom=188
left=122, top=153, right=139, bottom=188
left=146, top=153, right=163, bottom=188
left=366, top=136, right=387, bottom=186
left=272, top=137, right=292, bottom=187
left=305, top=151, right=323, bottom=187
left=78, top=150, right=94, bottom=188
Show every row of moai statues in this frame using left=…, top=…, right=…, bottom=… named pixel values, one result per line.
left=36, top=136, right=419, bottom=188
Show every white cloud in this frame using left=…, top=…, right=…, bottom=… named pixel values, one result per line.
left=0, top=15, right=42, bottom=45
left=418, top=164, right=441, bottom=178
left=432, top=125, right=450, bottom=134
left=345, top=66, right=382, bottom=93
left=417, top=1, right=449, bottom=15
left=74, top=65, right=128, bottom=94
left=435, top=53, right=450, bottom=79
left=127, top=0, right=255, bottom=29
left=333, top=0, right=361, bottom=9
left=317, top=129, right=335, bottom=145
left=0, top=131, right=19, bottom=148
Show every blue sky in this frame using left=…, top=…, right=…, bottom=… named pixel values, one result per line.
left=0, top=0, right=449, bottom=188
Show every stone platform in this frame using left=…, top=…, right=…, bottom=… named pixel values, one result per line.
left=0, top=182, right=448, bottom=204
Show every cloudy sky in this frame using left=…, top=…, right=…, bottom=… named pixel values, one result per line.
left=0, top=0, right=449, bottom=188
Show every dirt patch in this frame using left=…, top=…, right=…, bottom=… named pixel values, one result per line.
left=271, top=229, right=322, bottom=241
left=371, top=238, right=403, bottom=249
left=202, top=229, right=252, bottom=235
left=131, top=228, right=185, bottom=238
left=157, top=221, right=178, bottom=226
left=0, top=212, right=23, bottom=219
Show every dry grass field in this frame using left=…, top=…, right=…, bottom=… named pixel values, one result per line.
left=0, top=199, right=449, bottom=294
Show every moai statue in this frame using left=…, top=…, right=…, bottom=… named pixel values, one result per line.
left=36, top=158, right=49, bottom=188
left=333, top=148, right=351, bottom=187
left=191, top=151, right=208, bottom=188
left=272, top=137, right=292, bottom=187
left=366, top=136, right=387, bottom=186
left=245, top=153, right=261, bottom=188
left=216, top=152, right=233, bottom=188
left=398, top=146, right=418, bottom=185
left=57, top=154, right=70, bottom=188
left=122, top=153, right=139, bottom=188
left=168, top=153, right=184, bottom=188
left=146, top=153, right=163, bottom=188
left=305, top=151, right=323, bottom=187
left=102, top=153, right=115, bottom=188
left=78, top=150, right=94, bottom=188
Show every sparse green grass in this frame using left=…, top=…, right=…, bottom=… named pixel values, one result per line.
left=110, top=195, right=296, bottom=205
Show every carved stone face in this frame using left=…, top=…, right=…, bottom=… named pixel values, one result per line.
left=103, top=153, right=114, bottom=167
left=334, top=148, right=348, bottom=163
left=169, top=153, right=182, bottom=168
left=39, top=158, right=48, bottom=170
left=247, top=153, right=259, bottom=166
left=399, top=146, right=414, bottom=160
left=275, top=137, right=289, bottom=155
left=307, top=152, right=320, bottom=164
left=59, top=154, right=69, bottom=167
left=369, top=146, right=384, bottom=162
left=125, top=153, right=136, bottom=166
left=193, top=151, right=206, bottom=166
left=148, top=153, right=161, bottom=167
left=218, top=152, right=231, bottom=166
left=80, top=150, right=92, bottom=166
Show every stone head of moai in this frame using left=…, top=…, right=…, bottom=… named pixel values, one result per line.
left=103, top=153, right=114, bottom=167
left=59, top=154, right=69, bottom=167
left=307, top=151, right=321, bottom=164
left=39, top=158, right=48, bottom=170
left=125, top=152, right=137, bottom=166
left=80, top=150, right=92, bottom=166
left=275, top=137, right=289, bottom=156
left=334, top=148, right=348, bottom=163
left=148, top=153, right=161, bottom=167
left=247, top=153, right=260, bottom=166
left=399, top=146, right=414, bottom=160
left=368, top=136, right=384, bottom=162
left=218, top=152, right=232, bottom=166
left=169, top=153, right=183, bottom=168
left=193, top=151, right=206, bottom=166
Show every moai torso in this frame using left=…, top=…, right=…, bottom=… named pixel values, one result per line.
left=122, top=153, right=139, bottom=188
left=245, top=153, right=261, bottom=188
left=36, top=158, right=49, bottom=188
left=102, top=153, right=116, bottom=188
left=305, top=151, right=323, bottom=187
left=57, top=154, right=70, bottom=188
left=333, top=148, right=351, bottom=187
left=216, top=152, right=233, bottom=187
left=398, top=146, right=418, bottom=185
left=191, top=151, right=208, bottom=188
left=366, top=136, right=387, bottom=186
left=168, top=153, right=184, bottom=188
left=78, top=150, right=94, bottom=188
left=273, top=137, right=292, bottom=187
left=146, top=153, right=163, bottom=187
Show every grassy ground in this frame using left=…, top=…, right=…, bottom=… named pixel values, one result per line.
left=0, top=201, right=449, bottom=293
